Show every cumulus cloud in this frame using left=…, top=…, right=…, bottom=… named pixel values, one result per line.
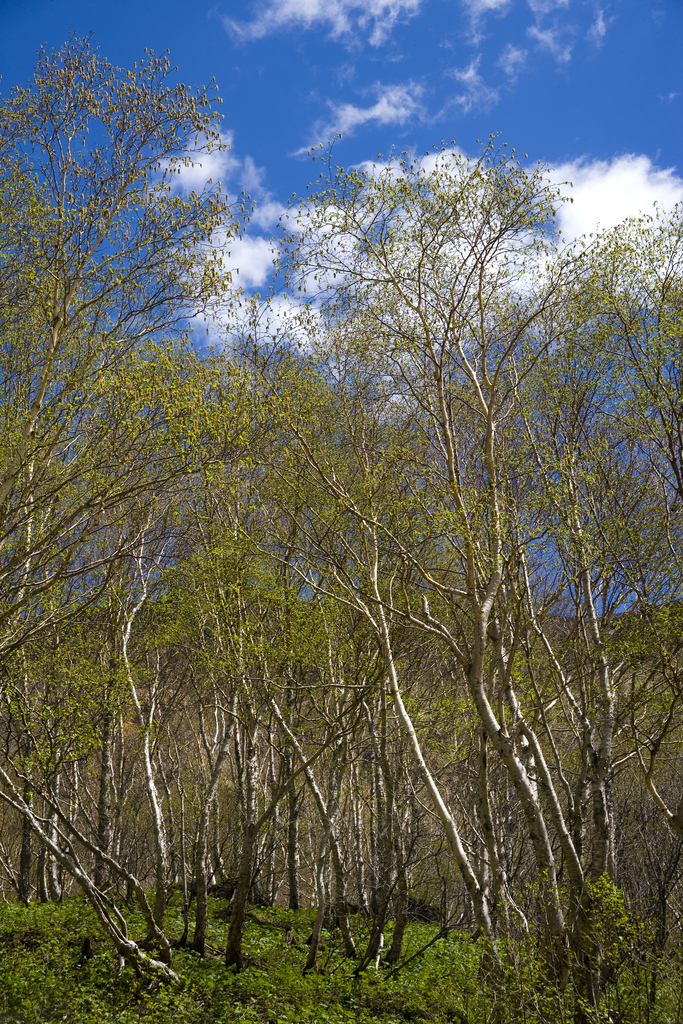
left=162, top=133, right=287, bottom=231
left=301, top=81, right=425, bottom=150
left=223, top=0, right=422, bottom=47
left=447, top=56, right=499, bottom=113
left=166, top=133, right=286, bottom=297
left=163, top=132, right=240, bottom=193
left=190, top=235, right=285, bottom=347
left=226, top=157, right=285, bottom=288
left=236, top=155, right=287, bottom=231
left=497, top=43, right=528, bottom=80
left=548, top=154, right=683, bottom=239
left=527, top=23, right=573, bottom=63
left=225, top=235, right=278, bottom=289
left=348, top=149, right=683, bottom=247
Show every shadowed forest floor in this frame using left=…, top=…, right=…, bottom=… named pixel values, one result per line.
left=1, top=898, right=682, bottom=1023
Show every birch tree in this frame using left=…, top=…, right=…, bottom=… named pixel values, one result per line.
left=271, top=142, right=587, bottom=981
left=0, top=37, right=239, bottom=654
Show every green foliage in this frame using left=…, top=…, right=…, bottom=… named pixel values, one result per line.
left=2, top=41, right=683, bottom=1024
left=0, top=898, right=483, bottom=1023
left=0, top=36, right=240, bottom=658
left=1, top=897, right=681, bottom=1024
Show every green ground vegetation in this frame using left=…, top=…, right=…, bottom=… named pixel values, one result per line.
left=1, top=897, right=681, bottom=1024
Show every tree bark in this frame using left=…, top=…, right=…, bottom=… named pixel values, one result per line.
left=269, top=698, right=356, bottom=957
left=350, top=760, right=368, bottom=914
left=385, top=836, right=408, bottom=964
left=286, top=757, right=301, bottom=911
left=304, top=830, right=329, bottom=973
left=18, top=782, right=32, bottom=905
left=192, top=713, right=234, bottom=955
left=225, top=821, right=256, bottom=970
left=95, top=704, right=114, bottom=890
left=368, top=564, right=498, bottom=949
left=225, top=714, right=259, bottom=970
left=0, top=767, right=178, bottom=983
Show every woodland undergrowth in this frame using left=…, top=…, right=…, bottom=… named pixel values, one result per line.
left=0, top=897, right=681, bottom=1024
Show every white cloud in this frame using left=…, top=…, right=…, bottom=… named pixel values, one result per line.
left=239, top=154, right=266, bottom=193
left=163, top=132, right=240, bottom=193
left=461, top=0, right=511, bottom=44
left=586, top=8, right=611, bottom=45
left=223, top=151, right=285, bottom=287
left=249, top=197, right=287, bottom=230
left=223, top=0, right=422, bottom=47
left=414, top=148, right=469, bottom=176
left=166, top=133, right=286, bottom=298
left=527, top=23, right=573, bottom=62
left=226, top=235, right=278, bottom=289
left=189, top=240, right=286, bottom=348
left=238, top=155, right=287, bottom=230
left=301, top=81, right=424, bottom=149
left=353, top=148, right=472, bottom=184
left=161, top=134, right=287, bottom=229
left=257, top=294, right=322, bottom=342
left=349, top=149, right=683, bottom=248
left=333, top=83, right=423, bottom=131
left=447, top=56, right=499, bottom=113
left=463, top=0, right=510, bottom=15
left=497, top=43, right=528, bottom=79
left=526, top=0, right=568, bottom=13
left=548, top=154, right=683, bottom=239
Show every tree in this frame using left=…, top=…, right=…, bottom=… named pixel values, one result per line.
left=591, top=208, right=683, bottom=840
left=269, top=141, right=592, bottom=983
left=0, top=36, right=239, bottom=655
left=0, top=37, right=239, bottom=982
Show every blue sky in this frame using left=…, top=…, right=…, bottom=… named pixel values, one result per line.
left=1, top=0, right=681, bottom=291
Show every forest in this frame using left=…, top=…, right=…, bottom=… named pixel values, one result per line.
left=0, top=38, right=682, bottom=1024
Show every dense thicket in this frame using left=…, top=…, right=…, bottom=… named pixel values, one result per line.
left=1, top=40, right=682, bottom=1023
